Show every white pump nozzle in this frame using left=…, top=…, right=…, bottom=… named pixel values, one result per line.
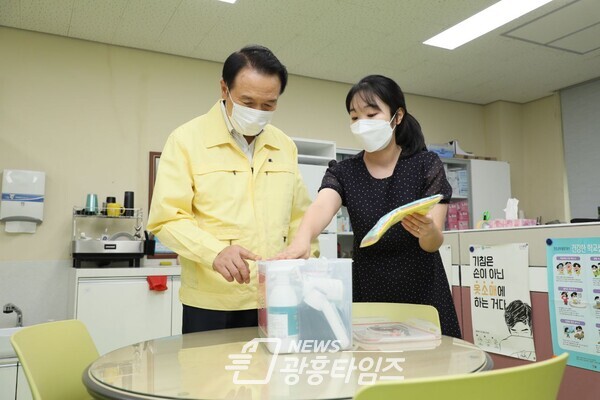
left=303, top=288, right=350, bottom=349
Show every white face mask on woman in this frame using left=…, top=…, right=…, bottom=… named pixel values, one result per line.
left=350, top=112, right=398, bottom=152
left=227, top=90, right=274, bottom=137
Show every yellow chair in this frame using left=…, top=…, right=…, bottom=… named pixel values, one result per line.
left=353, top=302, right=441, bottom=330
left=354, top=352, right=568, bottom=400
left=10, top=319, right=99, bottom=400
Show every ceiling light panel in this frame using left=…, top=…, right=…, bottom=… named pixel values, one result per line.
left=424, top=0, right=554, bottom=50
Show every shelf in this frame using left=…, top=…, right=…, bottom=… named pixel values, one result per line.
left=336, top=147, right=360, bottom=162
left=337, top=232, right=354, bottom=236
left=73, top=214, right=141, bottom=219
left=73, top=207, right=143, bottom=219
left=292, top=137, right=336, bottom=159
left=442, top=158, right=469, bottom=167
left=293, top=137, right=336, bottom=166
left=337, top=147, right=360, bottom=155
left=297, top=154, right=334, bottom=166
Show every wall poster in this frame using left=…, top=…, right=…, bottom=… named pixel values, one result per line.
left=547, top=237, right=600, bottom=372
left=470, top=243, right=536, bottom=361
left=439, top=244, right=452, bottom=292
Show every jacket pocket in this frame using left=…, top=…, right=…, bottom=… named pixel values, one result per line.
left=259, top=162, right=296, bottom=228
left=262, top=162, right=295, bottom=174
left=192, top=163, right=249, bottom=222
left=213, top=227, right=241, bottom=245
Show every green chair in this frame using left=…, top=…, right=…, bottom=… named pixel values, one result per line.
left=354, top=352, right=568, bottom=400
left=353, top=302, right=441, bottom=330
left=10, top=319, right=99, bottom=400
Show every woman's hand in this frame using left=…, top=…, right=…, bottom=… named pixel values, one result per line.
left=272, top=239, right=312, bottom=260
left=402, top=203, right=447, bottom=252
left=401, top=212, right=435, bottom=238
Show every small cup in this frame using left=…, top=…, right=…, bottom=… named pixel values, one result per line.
left=123, top=191, right=134, bottom=216
left=85, top=194, right=99, bottom=214
left=106, top=202, right=125, bottom=217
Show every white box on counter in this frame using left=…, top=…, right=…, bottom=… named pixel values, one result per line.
left=258, top=258, right=352, bottom=353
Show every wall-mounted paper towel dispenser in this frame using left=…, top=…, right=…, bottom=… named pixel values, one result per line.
left=0, top=169, right=46, bottom=233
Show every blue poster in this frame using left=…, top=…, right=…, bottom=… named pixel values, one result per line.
left=546, top=237, right=600, bottom=372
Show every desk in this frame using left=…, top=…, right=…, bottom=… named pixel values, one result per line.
left=84, top=327, right=492, bottom=400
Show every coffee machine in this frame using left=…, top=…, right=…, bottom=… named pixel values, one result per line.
left=71, top=206, right=150, bottom=268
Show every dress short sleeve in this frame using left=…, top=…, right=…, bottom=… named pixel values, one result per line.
left=422, top=152, right=452, bottom=203
left=319, top=160, right=346, bottom=204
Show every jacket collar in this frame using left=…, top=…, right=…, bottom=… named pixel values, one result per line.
left=205, top=101, right=281, bottom=152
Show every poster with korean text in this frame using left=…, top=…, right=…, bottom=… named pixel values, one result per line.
left=547, top=237, right=600, bottom=372
left=470, top=243, right=536, bottom=360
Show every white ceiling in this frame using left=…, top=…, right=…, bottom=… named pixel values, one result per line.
left=1, top=0, right=600, bottom=104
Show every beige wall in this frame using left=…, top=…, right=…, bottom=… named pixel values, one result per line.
left=483, top=101, right=525, bottom=207
left=0, top=27, right=567, bottom=261
left=521, top=94, right=569, bottom=222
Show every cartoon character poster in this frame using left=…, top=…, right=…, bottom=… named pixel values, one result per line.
left=547, top=237, right=600, bottom=372
left=470, top=243, right=536, bottom=361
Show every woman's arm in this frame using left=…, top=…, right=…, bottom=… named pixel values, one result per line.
left=275, top=188, right=342, bottom=259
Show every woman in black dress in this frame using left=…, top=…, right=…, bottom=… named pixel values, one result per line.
left=279, top=75, right=461, bottom=338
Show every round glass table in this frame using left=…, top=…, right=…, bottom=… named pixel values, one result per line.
left=84, top=327, right=492, bottom=400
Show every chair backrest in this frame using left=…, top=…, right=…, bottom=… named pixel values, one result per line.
left=10, top=319, right=99, bottom=400
left=354, top=352, right=568, bottom=400
left=352, top=302, right=441, bottom=330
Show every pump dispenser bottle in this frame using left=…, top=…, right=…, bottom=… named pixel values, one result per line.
left=267, top=263, right=299, bottom=352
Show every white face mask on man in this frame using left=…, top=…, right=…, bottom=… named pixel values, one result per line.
left=227, top=90, right=274, bottom=137
left=350, top=112, right=398, bottom=152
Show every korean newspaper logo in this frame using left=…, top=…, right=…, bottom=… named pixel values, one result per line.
left=225, top=338, right=405, bottom=386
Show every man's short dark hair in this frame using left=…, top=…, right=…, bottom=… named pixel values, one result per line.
left=222, top=45, right=288, bottom=94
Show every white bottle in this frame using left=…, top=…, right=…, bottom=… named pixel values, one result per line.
left=268, top=266, right=299, bottom=353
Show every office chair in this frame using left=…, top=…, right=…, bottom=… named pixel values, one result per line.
left=353, top=302, right=441, bottom=330
left=10, top=319, right=99, bottom=400
left=354, top=352, right=568, bottom=400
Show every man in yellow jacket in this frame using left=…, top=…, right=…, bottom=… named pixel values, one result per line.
left=147, top=45, right=317, bottom=333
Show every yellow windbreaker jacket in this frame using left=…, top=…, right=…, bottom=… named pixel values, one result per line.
left=147, top=101, right=317, bottom=310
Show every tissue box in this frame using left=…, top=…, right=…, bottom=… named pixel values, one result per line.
left=447, top=221, right=459, bottom=231
left=458, top=209, right=470, bottom=221
left=489, top=219, right=537, bottom=228
left=258, top=258, right=352, bottom=353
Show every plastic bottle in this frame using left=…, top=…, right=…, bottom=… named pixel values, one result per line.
left=303, top=288, right=351, bottom=350
left=268, top=266, right=299, bottom=353
left=481, top=211, right=491, bottom=229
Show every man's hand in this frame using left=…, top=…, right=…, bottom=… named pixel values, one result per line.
left=212, top=245, right=261, bottom=284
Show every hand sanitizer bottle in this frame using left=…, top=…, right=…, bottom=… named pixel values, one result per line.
left=268, top=264, right=299, bottom=353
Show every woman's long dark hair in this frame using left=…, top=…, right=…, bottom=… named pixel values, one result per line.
left=345, top=75, right=426, bottom=157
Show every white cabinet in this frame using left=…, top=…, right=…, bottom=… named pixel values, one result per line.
left=293, top=137, right=338, bottom=259
left=69, top=268, right=182, bottom=355
left=75, top=277, right=172, bottom=355
left=297, top=164, right=336, bottom=234
left=293, top=137, right=336, bottom=166
left=470, top=159, right=511, bottom=224
left=336, top=148, right=360, bottom=258
left=16, top=365, right=32, bottom=400
left=0, top=363, right=17, bottom=400
left=0, top=362, right=33, bottom=400
left=443, top=158, right=511, bottom=230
